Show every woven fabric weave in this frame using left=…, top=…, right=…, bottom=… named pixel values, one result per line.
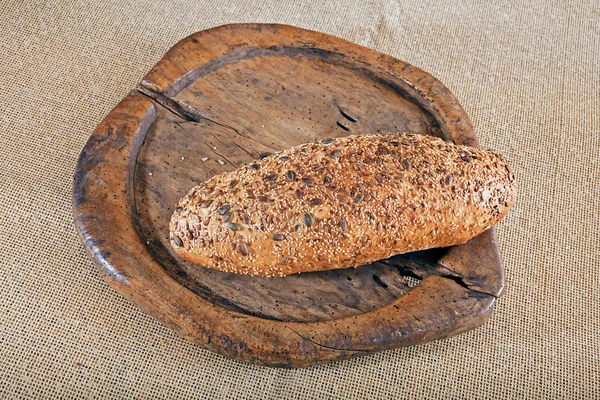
left=0, top=0, right=598, bottom=398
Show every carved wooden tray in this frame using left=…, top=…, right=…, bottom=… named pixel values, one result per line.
left=73, top=24, right=504, bottom=368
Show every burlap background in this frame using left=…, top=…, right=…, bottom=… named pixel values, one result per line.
left=1, top=0, right=598, bottom=398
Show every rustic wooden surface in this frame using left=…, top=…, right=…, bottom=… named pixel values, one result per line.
left=73, top=23, right=504, bottom=367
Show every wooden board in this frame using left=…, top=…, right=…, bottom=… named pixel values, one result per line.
left=73, top=23, right=504, bottom=368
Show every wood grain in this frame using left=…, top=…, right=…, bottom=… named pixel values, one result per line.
left=73, top=23, right=504, bottom=367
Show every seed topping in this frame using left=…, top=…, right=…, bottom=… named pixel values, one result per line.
left=304, top=213, right=314, bottom=227
left=272, top=233, right=285, bottom=241
left=173, top=236, right=183, bottom=247
left=218, top=204, right=230, bottom=215
left=236, top=242, right=248, bottom=256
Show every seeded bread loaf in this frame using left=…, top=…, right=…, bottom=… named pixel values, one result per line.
left=169, top=133, right=515, bottom=277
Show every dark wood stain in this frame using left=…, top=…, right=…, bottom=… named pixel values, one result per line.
left=72, top=23, right=503, bottom=368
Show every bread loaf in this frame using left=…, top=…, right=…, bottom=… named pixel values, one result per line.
left=169, top=133, right=515, bottom=276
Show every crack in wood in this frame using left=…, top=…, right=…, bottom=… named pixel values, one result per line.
left=137, top=84, right=205, bottom=122
left=334, top=102, right=358, bottom=122
left=336, top=121, right=350, bottom=131
left=175, top=121, right=261, bottom=160
left=209, top=148, right=237, bottom=167
left=288, top=328, right=374, bottom=353
left=231, top=141, right=261, bottom=159
left=372, top=274, right=388, bottom=288
left=382, top=256, right=497, bottom=298
left=137, top=83, right=250, bottom=139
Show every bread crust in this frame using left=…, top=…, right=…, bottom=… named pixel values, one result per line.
left=169, top=133, right=515, bottom=276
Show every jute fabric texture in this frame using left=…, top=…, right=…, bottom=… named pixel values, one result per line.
left=0, top=0, right=598, bottom=398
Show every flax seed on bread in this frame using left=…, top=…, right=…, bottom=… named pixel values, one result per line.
left=169, top=133, right=516, bottom=276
